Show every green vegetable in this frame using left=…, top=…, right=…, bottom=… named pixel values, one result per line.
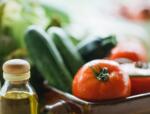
left=48, top=27, right=84, bottom=76
left=25, top=26, right=72, bottom=92
left=77, top=35, right=117, bottom=62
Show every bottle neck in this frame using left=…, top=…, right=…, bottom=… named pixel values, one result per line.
left=2, top=80, right=30, bottom=91
left=8, top=80, right=29, bottom=85
left=1, top=80, right=30, bottom=92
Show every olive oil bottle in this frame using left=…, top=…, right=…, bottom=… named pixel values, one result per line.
left=0, top=59, right=38, bottom=114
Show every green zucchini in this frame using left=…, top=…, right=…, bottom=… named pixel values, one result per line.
left=47, top=27, right=84, bottom=76
left=25, top=26, right=72, bottom=92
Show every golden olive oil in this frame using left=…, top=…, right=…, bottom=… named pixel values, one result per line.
left=0, top=91, right=38, bottom=114
left=1, top=59, right=38, bottom=114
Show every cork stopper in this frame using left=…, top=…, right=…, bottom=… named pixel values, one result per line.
left=2, top=59, right=31, bottom=81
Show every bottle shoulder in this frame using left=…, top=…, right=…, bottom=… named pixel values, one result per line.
left=0, top=81, right=36, bottom=97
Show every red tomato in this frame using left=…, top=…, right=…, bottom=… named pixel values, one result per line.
left=109, top=40, right=147, bottom=63
left=72, top=60, right=131, bottom=101
left=121, top=62, right=150, bottom=95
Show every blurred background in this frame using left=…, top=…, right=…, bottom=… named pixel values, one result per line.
left=0, top=0, right=150, bottom=105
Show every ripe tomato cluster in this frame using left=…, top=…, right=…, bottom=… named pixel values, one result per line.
left=72, top=40, right=150, bottom=101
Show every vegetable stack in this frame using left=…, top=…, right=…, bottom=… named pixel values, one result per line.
left=25, top=26, right=73, bottom=92
left=25, top=25, right=117, bottom=92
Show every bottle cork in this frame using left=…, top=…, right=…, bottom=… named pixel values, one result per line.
left=2, top=59, right=31, bottom=81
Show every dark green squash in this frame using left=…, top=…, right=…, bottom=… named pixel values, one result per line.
left=25, top=26, right=72, bottom=92
left=47, top=27, right=84, bottom=76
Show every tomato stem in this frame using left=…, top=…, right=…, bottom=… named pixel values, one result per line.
left=90, top=66, right=109, bottom=82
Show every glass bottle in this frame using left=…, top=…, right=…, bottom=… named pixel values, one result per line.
left=0, top=59, right=38, bottom=114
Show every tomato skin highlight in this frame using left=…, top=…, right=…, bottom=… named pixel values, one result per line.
left=109, top=40, right=147, bottom=62
left=72, top=60, right=131, bottom=101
